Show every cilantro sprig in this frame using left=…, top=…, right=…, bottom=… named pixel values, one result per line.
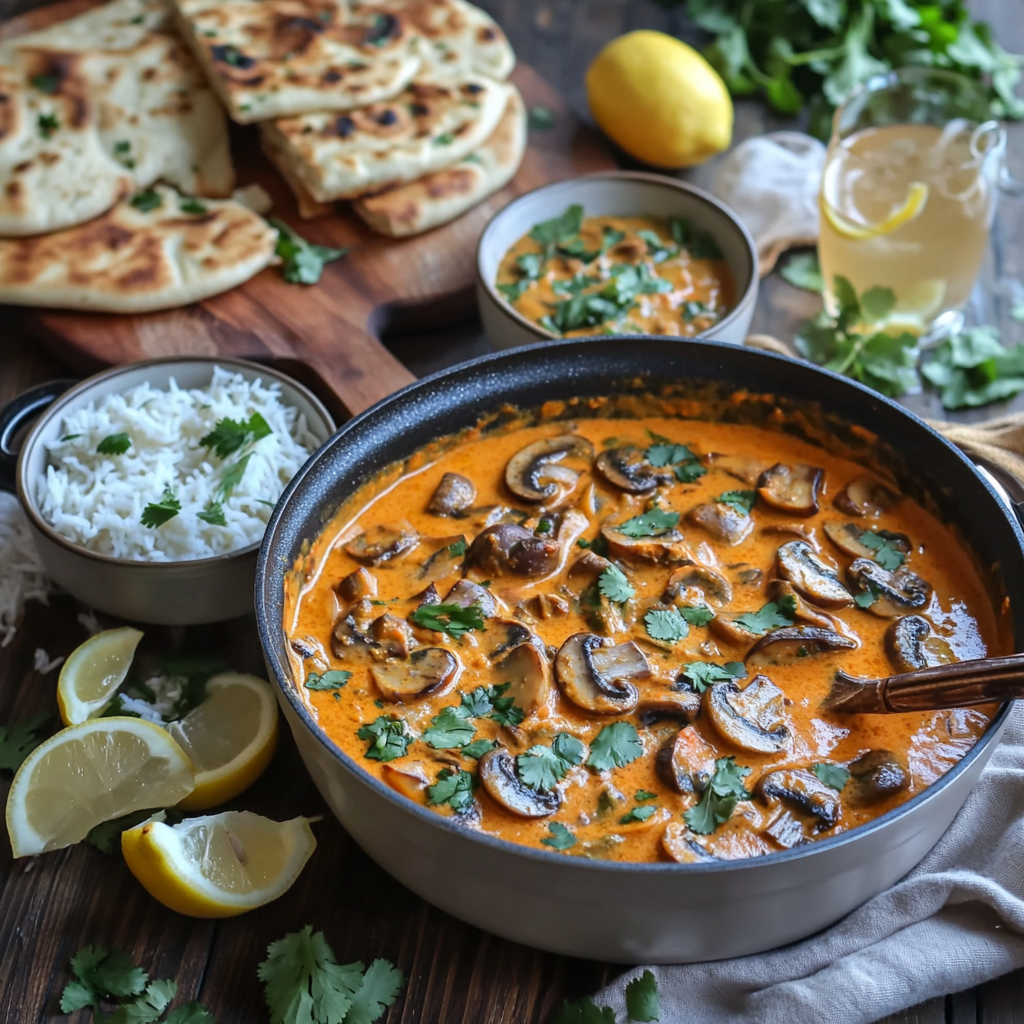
left=200, top=412, right=272, bottom=459
left=643, top=607, right=688, bottom=643
left=717, top=489, right=757, bottom=515
left=427, top=766, right=475, bottom=812
left=858, top=529, right=906, bottom=570
left=141, top=487, right=181, bottom=528
left=684, top=756, right=751, bottom=835
left=517, top=732, right=587, bottom=791
left=270, top=219, right=348, bottom=285
left=304, top=669, right=352, bottom=691
left=680, top=661, right=746, bottom=694
left=734, top=595, right=797, bottom=635
left=646, top=430, right=705, bottom=482
left=357, top=715, right=412, bottom=762
left=922, top=327, right=1024, bottom=410
left=409, top=601, right=485, bottom=639
left=586, top=722, right=643, bottom=771
left=598, top=564, right=634, bottom=603
left=422, top=683, right=525, bottom=748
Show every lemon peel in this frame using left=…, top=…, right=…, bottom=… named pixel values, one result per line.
left=820, top=181, right=929, bottom=241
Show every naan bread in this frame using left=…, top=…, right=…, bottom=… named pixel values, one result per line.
left=170, top=0, right=512, bottom=124
left=260, top=73, right=509, bottom=202
left=0, top=185, right=277, bottom=312
left=354, top=85, right=525, bottom=236
left=0, top=0, right=233, bottom=237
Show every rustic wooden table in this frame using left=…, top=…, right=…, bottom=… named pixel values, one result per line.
left=2, top=0, right=1024, bottom=1021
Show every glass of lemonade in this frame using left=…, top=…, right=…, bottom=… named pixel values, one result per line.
left=819, top=67, right=1006, bottom=340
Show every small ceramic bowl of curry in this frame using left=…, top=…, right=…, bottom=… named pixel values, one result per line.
left=476, top=171, right=759, bottom=350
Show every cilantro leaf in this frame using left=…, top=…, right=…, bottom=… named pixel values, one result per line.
left=113, top=978, right=177, bottom=1023
left=669, top=217, right=722, bottom=259
left=97, top=432, right=132, bottom=455
left=460, top=738, right=496, bottom=760
left=304, top=669, right=351, bottom=691
left=85, top=809, right=159, bottom=854
left=344, top=958, right=405, bottom=1024
left=617, top=508, right=680, bottom=537
left=479, top=682, right=525, bottom=727
left=357, top=715, right=412, bottom=762
left=679, top=604, right=715, bottom=627
left=200, top=412, right=272, bottom=459
left=717, top=489, right=757, bottom=514
left=684, top=756, right=751, bottom=835
left=812, top=762, right=851, bottom=791
left=517, top=732, right=586, bottom=790
left=527, top=104, right=555, bottom=130
left=674, top=460, right=707, bottom=482
left=780, top=251, right=823, bottom=293
left=427, top=766, right=475, bottom=812
left=619, top=805, right=657, bottom=824
left=130, top=189, right=162, bottom=212
left=858, top=529, right=906, bottom=570
left=854, top=583, right=880, bottom=609
left=270, top=219, right=348, bottom=285
left=31, top=72, right=60, bottom=93
left=37, top=112, right=60, bottom=137
left=598, top=564, right=635, bottom=603
left=551, top=998, right=617, bottom=1024
left=217, top=452, right=252, bottom=500
left=141, top=487, right=181, bottom=528
left=586, top=722, right=643, bottom=771
left=734, top=596, right=797, bottom=635
left=197, top=501, right=227, bottom=527
left=637, top=229, right=678, bottom=263
left=180, top=199, right=207, bottom=215
left=409, top=602, right=484, bottom=639
left=165, top=1004, right=217, bottom=1024
left=540, top=821, right=577, bottom=850
left=625, top=969, right=661, bottom=1022
left=680, top=661, right=745, bottom=694
left=0, top=711, right=49, bottom=772
left=635, top=789, right=657, bottom=801
left=422, top=706, right=477, bottom=749
left=644, top=608, right=688, bottom=643
left=922, top=327, right=1024, bottom=410
left=529, top=204, right=584, bottom=254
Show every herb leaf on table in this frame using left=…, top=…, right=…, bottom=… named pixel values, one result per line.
left=0, top=711, right=49, bottom=772
left=921, top=327, right=1024, bottom=409
left=270, top=219, right=348, bottom=285
left=625, top=969, right=661, bottom=1022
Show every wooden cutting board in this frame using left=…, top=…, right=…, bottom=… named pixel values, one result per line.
left=2, top=0, right=616, bottom=418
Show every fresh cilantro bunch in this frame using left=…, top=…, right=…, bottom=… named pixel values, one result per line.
left=922, top=327, right=1024, bottom=409
left=259, top=926, right=403, bottom=1024
left=795, top=277, right=920, bottom=398
left=665, top=0, right=1023, bottom=137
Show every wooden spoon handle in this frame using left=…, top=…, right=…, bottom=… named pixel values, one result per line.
left=826, top=653, right=1024, bottom=714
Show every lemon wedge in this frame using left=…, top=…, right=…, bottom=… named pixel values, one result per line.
left=5, top=717, right=195, bottom=857
left=168, top=673, right=279, bottom=811
left=57, top=626, right=144, bottom=726
left=121, top=811, right=316, bottom=917
left=820, top=181, right=929, bottom=241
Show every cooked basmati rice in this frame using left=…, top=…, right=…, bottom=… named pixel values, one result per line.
left=37, top=366, right=319, bottom=561
left=0, top=492, right=51, bottom=646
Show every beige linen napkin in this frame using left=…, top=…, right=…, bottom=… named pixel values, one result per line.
left=594, top=342, right=1024, bottom=1021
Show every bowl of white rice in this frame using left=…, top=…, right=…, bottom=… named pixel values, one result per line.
left=2, top=357, right=334, bottom=625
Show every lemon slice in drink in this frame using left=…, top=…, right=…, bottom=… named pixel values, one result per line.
left=820, top=181, right=929, bottom=241
left=57, top=627, right=144, bottom=726
left=168, top=673, right=279, bottom=812
left=5, top=718, right=195, bottom=857
left=121, top=811, right=316, bottom=917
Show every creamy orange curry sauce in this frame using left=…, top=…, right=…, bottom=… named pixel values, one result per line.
left=285, top=407, right=1003, bottom=864
left=495, top=207, right=735, bottom=337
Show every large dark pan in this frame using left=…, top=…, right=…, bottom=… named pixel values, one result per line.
left=255, top=337, right=1024, bottom=963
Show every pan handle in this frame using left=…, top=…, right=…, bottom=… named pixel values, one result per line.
left=0, top=379, right=77, bottom=494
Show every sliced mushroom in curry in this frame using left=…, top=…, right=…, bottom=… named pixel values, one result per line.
left=284, top=409, right=1003, bottom=863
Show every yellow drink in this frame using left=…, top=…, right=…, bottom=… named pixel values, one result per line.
left=820, top=120, right=997, bottom=336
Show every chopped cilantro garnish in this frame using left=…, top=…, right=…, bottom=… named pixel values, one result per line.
left=680, top=604, right=715, bottom=627
left=180, top=198, right=208, bottom=214
left=304, top=669, right=351, bottom=691
left=447, top=537, right=468, bottom=556
left=635, top=789, right=657, bottom=802
left=461, top=738, right=496, bottom=760
left=427, top=766, right=475, bottom=812
left=129, top=189, right=162, bottom=212
left=529, top=204, right=584, bottom=259
left=646, top=439, right=705, bottom=482
left=200, top=412, right=272, bottom=459
left=140, top=487, right=181, bottom=528
left=409, top=601, right=485, bottom=639
left=598, top=564, right=634, bottom=603
left=458, top=682, right=523, bottom=727
left=30, top=73, right=60, bottom=93
left=269, top=218, right=348, bottom=285
left=684, top=756, right=750, bottom=834
left=517, top=732, right=587, bottom=791
left=617, top=508, right=680, bottom=537
left=540, top=821, right=576, bottom=850
left=97, top=432, right=131, bottom=456
left=422, top=706, right=477, bottom=749
left=718, top=489, right=757, bottom=514
left=434, top=132, right=455, bottom=145
left=197, top=501, right=226, bottom=526
left=637, top=229, right=678, bottom=263
left=644, top=607, right=688, bottom=643
left=357, top=715, right=412, bottom=762
left=734, top=595, right=797, bottom=634
left=854, top=583, right=881, bottom=609
left=812, top=762, right=851, bottom=791
left=680, top=660, right=746, bottom=693
left=858, top=529, right=906, bottom=570
left=586, top=722, right=643, bottom=771
left=619, top=805, right=657, bottom=824
left=670, top=218, right=723, bottom=259
left=37, top=112, right=59, bottom=137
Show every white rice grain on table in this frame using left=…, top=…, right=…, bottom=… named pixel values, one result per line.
left=36, top=367, right=318, bottom=562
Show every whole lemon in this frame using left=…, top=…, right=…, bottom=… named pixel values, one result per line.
left=586, top=30, right=733, bottom=168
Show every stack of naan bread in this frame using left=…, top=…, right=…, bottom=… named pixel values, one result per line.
left=0, top=0, right=523, bottom=313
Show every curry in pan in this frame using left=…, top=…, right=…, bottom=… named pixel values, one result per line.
left=284, top=404, right=1003, bottom=863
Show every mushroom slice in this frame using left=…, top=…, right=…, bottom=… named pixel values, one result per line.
left=662, top=822, right=718, bottom=863
left=567, top=550, right=613, bottom=588
left=331, top=614, right=377, bottom=658
left=344, top=523, right=420, bottom=566
left=824, top=521, right=911, bottom=561
left=478, top=748, right=561, bottom=818
left=338, top=567, right=378, bottom=603
left=762, top=523, right=817, bottom=546
left=427, top=472, right=476, bottom=517
left=381, top=762, right=430, bottom=801
left=764, top=580, right=835, bottom=630
left=370, top=647, right=458, bottom=702
left=847, top=749, right=909, bottom=805
left=370, top=614, right=415, bottom=659
left=777, top=541, right=852, bottom=609
left=757, top=768, right=841, bottom=830
left=886, top=615, right=956, bottom=672
left=595, top=446, right=671, bottom=493
left=554, top=633, right=647, bottom=715
left=756, top=463, right=824, bottom=517
left=835, top=474, right=900, bottom=516
left=746, top=626, right=857, bottom=667
left=637, top=688, right=702, bottom=726
left=567, top=552, right=627, bottom=635
left=705, top=674, right=791, bottom=754
left=467, top=523, right=560, bottom=578
left=443, top=579, right=498, bottom=618
left=686, top=502, right=753, bottom=545
left=707, top=453, right=770, bottom=485
left=655, top=726, right=716, bottom=794
left=709, top=614, right=761, bottom=647
left=664, top=564, right=732, bottom=607
left=847, top=558, right=931, bottom=617
left=495, top=641, right=551, bottom=714
left=602, top=525, right=693, bottom=565
left=525, top=593, right=570, bottom=619
left=488, top=618, right=542, bottom=660
left=505, top=435, right=594, bottom=503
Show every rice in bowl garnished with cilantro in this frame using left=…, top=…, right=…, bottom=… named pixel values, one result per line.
left=36, top=367, right=318, bottom=561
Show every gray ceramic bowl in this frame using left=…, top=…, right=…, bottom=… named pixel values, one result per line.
left=3, top=357, right=334, bottom=626
left=476, top=171, right=759, bottom=350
